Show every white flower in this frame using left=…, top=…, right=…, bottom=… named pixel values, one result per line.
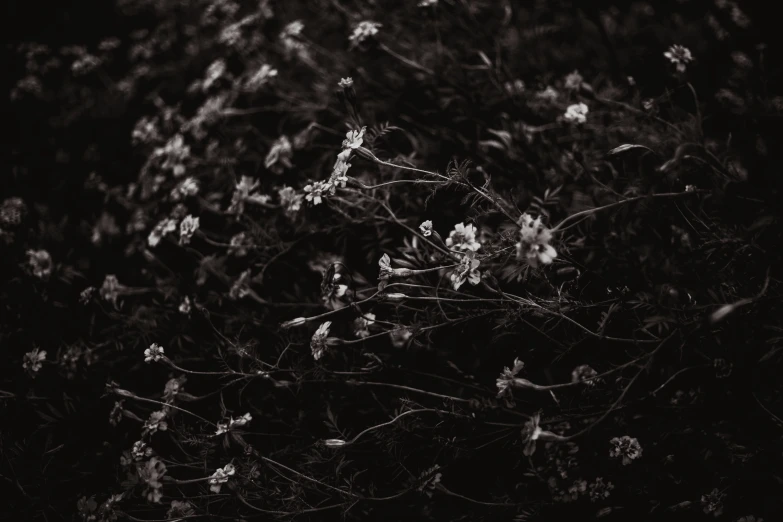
left=445, top=222, right=481, bottom=252
left=341, top=127, right=366, bottom=149
left=148, top=218, right=178, bottom=247
left=171, top=177, right=200, bottom=201
left=179, top=215, right=200, bottom=245
left=419, top=0, right=438, bottom=6
left=131, top=440, right=152, bottom=460
left=564, top=103, right=589, bottom=124
left=536, top=86, right=559, bottom=101
left=100, top=274, right=122, bottom=305
left=215, top=413, right=252, bottom=435
left=304, top=180, right=332, bottom=206
left=139, top=457, right=167, bottom=503
left=496, top=358, right=525, bottom=398
left=571, top=364, right=599, bottom=386
left=156, top=134, right=190, bottom=176
left=143, top=410, right=168, bottom=435
left=516, top=214, right=557, bottom=267
left=609, top=436, right=643, bottom=465
left=278, top=186, right=303, bottom=215
left=23, top=348, right=46, bottom=375
left=264, top=135, right=293, bottom=172
left=564, top=70, right=583, bottom=91
left=144, top=343, right=165, bottom=363
left=338, top=77, right=353, bottom=88
left=203, top=59, right=226, bottom=90
left=664, top=45, right=693, bottom=73
left=389, top=328, right=412, bottom=348
left=349, top=21, right=382, bottom=45
left=280, top=20, right=304, bottom=39
left=245, top=64, right=278, bottom=90
left=208, top=464, right=236, bottom=493
left=419, top=220, right=433, bottom=237
left=311, top=321, right=332, bottom=360
left=229, top=270, right=252, bottom=300
left=330, top=150, right=352, bottom=189
left=353, top=313, right=376, bottom=338
left=178, top=296, right=191, bottom=314
left=504, top=79, right=525, bottom=96
left=450, top=251, right=481, bottom=290
left=26, top=249, right=53, bottom=279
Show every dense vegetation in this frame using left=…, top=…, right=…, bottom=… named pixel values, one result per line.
left=3, top=1, right=782, bottom=520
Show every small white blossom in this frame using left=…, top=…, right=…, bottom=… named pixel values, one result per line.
left=178, top=296, right=191, bottom=314
left=216, top=413, right=252, bottom=435
left=23, top=348, right=47, bottom=375
left=280, top=20, right=304, bottom=39
left=143, top=410, right=169, bottom=435
left=353, top=313, right=376, bottom=338
left=419, top=0, right=438, bottom=6
left=419, top=220, right=433, bottom=237
left=446, top=222, right=481, bottom=252
left=564, top=70, right=584, bottom=90
left=496, top=358, right=525, bottom=398
left=278, top=186, right=303, bottom=216
left=304, top=180, right=332, bottom=206
left=264, top=135, right=293, bottom=173
left=664, top=45, right=693, bottom=73
left=179, top=215, right=200, bottom=245
left=170, top=177, right=200, bottom=201
left=536, top=86, right=559, bottom=101
left=144, top=343, right=165, bottom=363
left=229, top=270, right=252, bottom=300
left=26, top=249, right=53, bottom=279
left=245, top=64, right=278, bottom=90
left=100, top=274, right=122, bottom=305
left=202, top=59, right=226, bottom=90
left=389, top=328, right=412, bottom=348
left=338, top=77, right=353, bottom=88
left=131, top=440, right=152, bottom=461
left=349, top=21, right=382, bottom=46
left=609, top=436, right=643, bottom=465
left=139, top=458, right=167, bottom=503
left=516, top=214, right=557, bottom=268
left=571, top=364, right=600, bottom=386
left=564, top=103, right=589, bottom=124
left=208, top=464, right=236, bottom=493
left=155, top=134, right=190, bottom=177
left=148, top=218, right=178, bottom=247
left=311, top=321, right=332, bottom=360
left=342, top=127, right=366, bottom=149
left=450, top=251, right=481, bottom=290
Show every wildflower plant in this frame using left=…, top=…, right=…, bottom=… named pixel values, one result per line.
left=5, top=1, right=783, bottom=521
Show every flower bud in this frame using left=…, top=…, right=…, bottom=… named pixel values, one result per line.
left=324, top=438, right=347, bottom=448
left=385, top=293, right=408, bottom=301
left=281, top=317, right=308, bottom=329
